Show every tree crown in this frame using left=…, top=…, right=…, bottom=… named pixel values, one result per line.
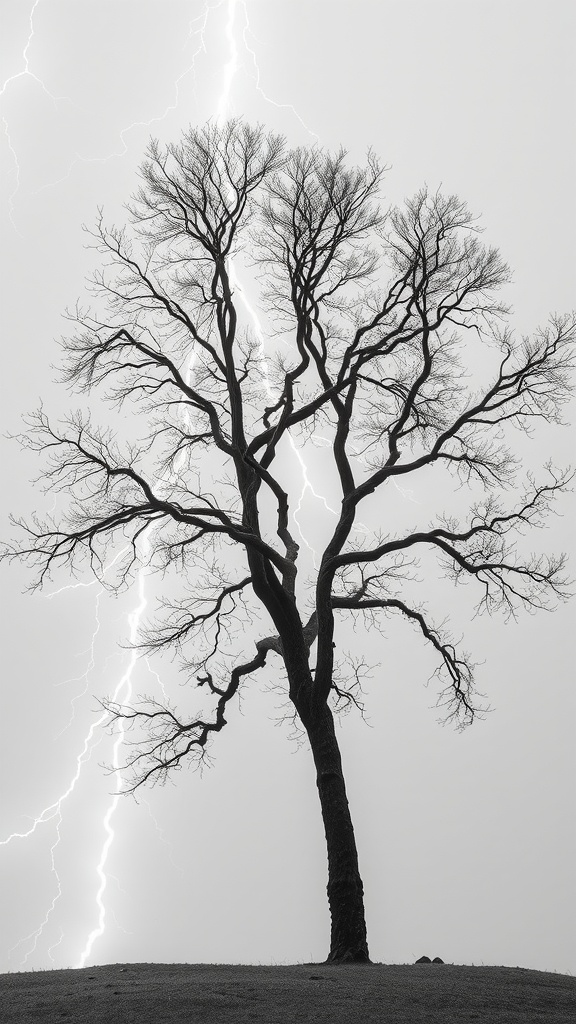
left=5, top=119, right=574, bottom=788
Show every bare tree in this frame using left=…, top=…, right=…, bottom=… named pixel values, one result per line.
left=4, top=120, right=574, bottom=963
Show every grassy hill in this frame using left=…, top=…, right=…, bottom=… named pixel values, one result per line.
left=1, top=961, right=575, bottom=1023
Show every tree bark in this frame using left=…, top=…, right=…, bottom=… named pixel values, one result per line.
left=305, top=703, right=370, bottom=963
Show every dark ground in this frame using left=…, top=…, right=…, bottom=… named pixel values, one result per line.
left=1, top=961, right=575, bottom=1023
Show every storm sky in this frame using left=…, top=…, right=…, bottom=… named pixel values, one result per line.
left=1, top=0, right=575, bottom=974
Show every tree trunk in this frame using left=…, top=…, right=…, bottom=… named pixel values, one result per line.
left=305, top=703, right=370, bottom=963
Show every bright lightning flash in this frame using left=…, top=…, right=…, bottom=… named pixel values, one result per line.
left=75, top=563, right=149, bottom=968
left=1, top=0, right=335, bottom=972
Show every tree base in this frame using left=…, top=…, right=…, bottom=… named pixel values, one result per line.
left=324, top=950, right=372, bottom=965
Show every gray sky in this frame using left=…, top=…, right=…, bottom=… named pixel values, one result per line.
left=1, top=0, right=575, bottom=975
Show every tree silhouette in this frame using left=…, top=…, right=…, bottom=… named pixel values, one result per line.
left=5, top=120, right=574, bottom=963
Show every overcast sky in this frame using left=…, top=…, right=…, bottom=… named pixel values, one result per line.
left=1, top=0, right=575, bottom=976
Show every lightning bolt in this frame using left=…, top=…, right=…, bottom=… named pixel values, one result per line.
left=228, top=262, right=338, bottom=567
left=1, top=0, right=331, bottom=972
left=1, top=706, right=106, bottom=966
left=0, top=0, right=76, bottom=224
left=216, top=0, right=240, bottom=121
left=0, top=0, right=46, bottom=100
left=240, top=6, right=318, bottom=139
left=218, top=4, right=325, bottom=563
left=75, top=562, right=150, bottom=968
